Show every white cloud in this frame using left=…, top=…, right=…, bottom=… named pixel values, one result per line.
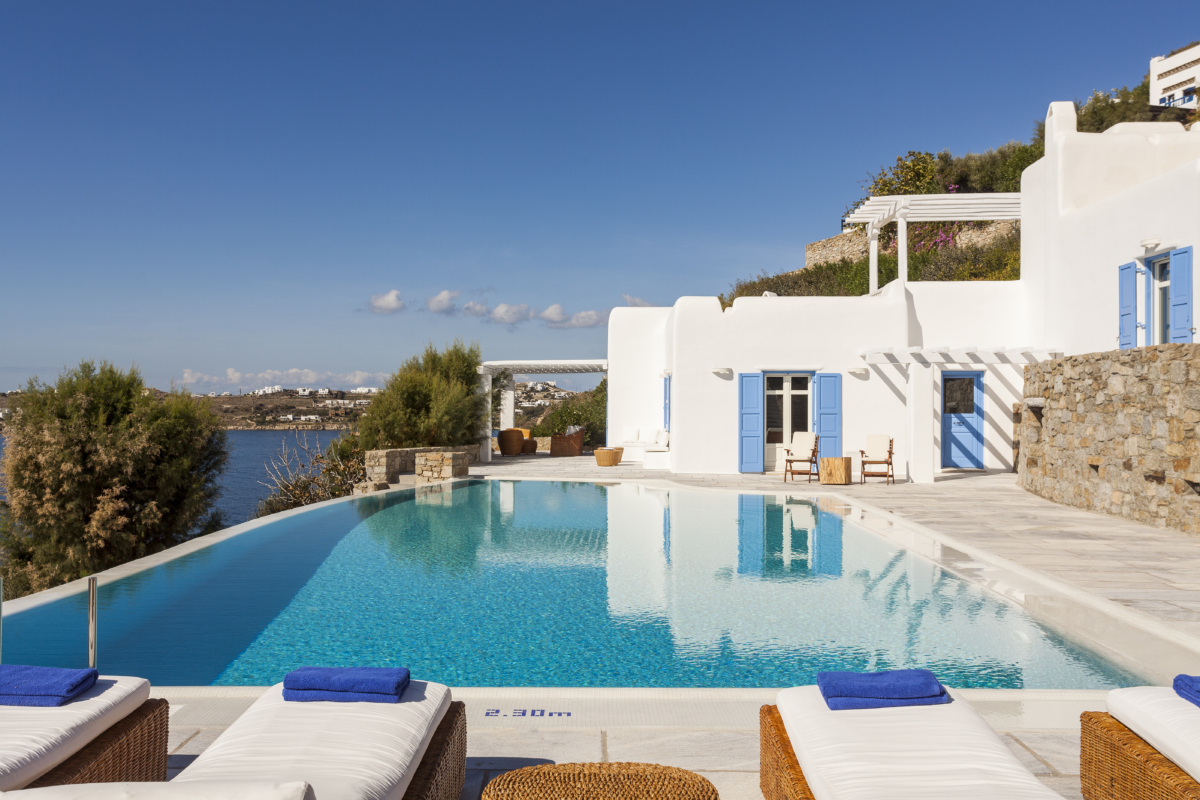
left=622, top=294, right=655, bottom=307
left=462, top=300, right=490, bottom=317
left=426, top=289, right=461, bottom=315
left=544, top=308, right=611, bottom=329
left=368, top=289, right=405, bottom=314
left=538, top=304, right=569, bottom=324
left=181, top=367, right=391, bottom=390
left=487, top=303, right=536, bottom=325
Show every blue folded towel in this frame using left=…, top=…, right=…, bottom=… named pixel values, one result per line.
left=283, top=667, right=410, bottom=703
left=816, top=669, right=951, bottom=711
left=1174, top=675, right=1200, bottom=707
left=0, top=664, right=99, bottom=707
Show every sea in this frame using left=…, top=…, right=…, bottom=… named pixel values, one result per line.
left=0, top=429, right=344, bottom=527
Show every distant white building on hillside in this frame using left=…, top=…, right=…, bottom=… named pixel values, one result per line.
left=254, top=385, right=284, bottom=396
left=297, top=388, right=311, bottom=397
left=1151, top=43, right=1199, bottom=109
left=350, top=387, right=380, bottom=395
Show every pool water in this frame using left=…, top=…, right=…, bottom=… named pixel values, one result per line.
left=4, top=480, right=1142, bottom=688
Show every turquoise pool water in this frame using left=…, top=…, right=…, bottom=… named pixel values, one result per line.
left=4, top=480, right=1141, bottom=688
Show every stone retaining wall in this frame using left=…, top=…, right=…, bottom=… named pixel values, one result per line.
left=415, top=452, right=469, bottom=483
left=1017, top=344, right=1200, bottom=534
left=365, top=444, right=481, bottom=483
left=805, top=229, right=868, bottom=268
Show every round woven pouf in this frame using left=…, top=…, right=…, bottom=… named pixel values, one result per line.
left=482, top=762, right=719, bottom=800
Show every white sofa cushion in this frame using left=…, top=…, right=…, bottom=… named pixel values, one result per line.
left=656, top=429, right=670, bottom=447
left=621, top=427, right=639, bottom=444
left=174, top=680, right=451, bottom=800
left=1108, top=687, right=1200, bottom=781
left=637, top=428, right=658, bottom=444
left=0, top=676, right=150, bottom=791
left=3, top=781, right=313, bottom=799
left=776, top=685, right=1060, bottom=800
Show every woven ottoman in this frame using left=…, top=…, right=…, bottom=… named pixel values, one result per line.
left=482, top=762, right=719, bottom=799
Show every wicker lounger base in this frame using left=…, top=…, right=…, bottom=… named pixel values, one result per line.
left=27, top=698, right=169, bottom=788
left=1081, top=711, right=1200, bottom=800
left=760, top=704, right=817, bottom=800
left=403, top=700, right=467, bottom=800
left=481, top=762, right=718, bottom=799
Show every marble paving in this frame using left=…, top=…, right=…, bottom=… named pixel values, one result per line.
left=156, top=686, right=1093, bottom=799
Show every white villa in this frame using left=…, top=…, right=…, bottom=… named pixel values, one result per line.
left=610, top=102, right=1199, bottom=481
left=480, top=103, right=1198, bottom=482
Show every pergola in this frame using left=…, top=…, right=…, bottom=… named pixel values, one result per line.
left=842, top=193, right=1021, bottom=293
left=476, top=359, right=609, bottom=461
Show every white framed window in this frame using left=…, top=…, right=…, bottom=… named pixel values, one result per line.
left=1151, top=256, right=1172, bottom=345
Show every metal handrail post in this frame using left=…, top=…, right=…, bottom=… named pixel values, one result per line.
left=87, top=577, right=98, bottom=669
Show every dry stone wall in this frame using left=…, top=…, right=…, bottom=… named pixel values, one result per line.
left=805, top=229, right=868, bottom=268
left=365, top=444, right=480, bottom=483
left=1018, top=344, right=1200, bottom=534
left=415, top=452, right=469, bottom=483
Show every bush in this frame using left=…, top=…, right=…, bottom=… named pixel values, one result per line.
left=0, top=361, right=228, bottom=599
left=532, top=378, right=607, bottom=447
left=359, top=341, right=486, bottom=450
left=720, top=232, right=1020, bottom=305
left=253, top=432, right=365, bottom=518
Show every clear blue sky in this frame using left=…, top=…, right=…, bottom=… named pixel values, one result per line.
left=1, top=1, right=1191, bottom=392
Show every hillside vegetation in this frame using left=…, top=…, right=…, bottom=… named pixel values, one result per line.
left=722, top=73, right=1195, bottom=306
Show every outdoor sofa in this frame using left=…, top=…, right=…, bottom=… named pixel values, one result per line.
left=1081, top=687, right=1200, bottom=800
left=0, top=676, right=167, bottom=791
left=761, top=686, right=1064, bottom=800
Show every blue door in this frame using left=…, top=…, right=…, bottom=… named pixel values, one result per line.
left=663, top=375, right=671, bottom=431
left=813, top=373, right=842, bottom=461
left=941, top=371, right=983, bottom=469
left=738, top=373, right=765, bottom=472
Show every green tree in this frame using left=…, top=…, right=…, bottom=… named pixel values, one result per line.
left=358, top=340, right=486, bottom=449
left=532, top=378, right=608, bottom=447
left=0, top=361, right=228, bottom=599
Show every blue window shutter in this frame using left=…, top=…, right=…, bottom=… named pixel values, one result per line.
left=1119, top=262, right=1136, bottom=349
left=1170, top=247, right=1194, bottom=343
left=737, top=494, right=764, bottom=575
left=737, top=373, right=764, bottom=473
left=663, top=375, right=671, bottom=431
left=813, top=373, right=842, bottom=461
left=1145, top=262, right=1154, bottom=346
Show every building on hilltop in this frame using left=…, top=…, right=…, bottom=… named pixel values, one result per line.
left=1151, top=42, right=1199, bottom=110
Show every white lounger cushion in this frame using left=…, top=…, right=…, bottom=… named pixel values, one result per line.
left=3, top=781, right=313, bottom=800
left=1108, top=687, right=1200, bottom=780
left=0, top=676, right=150, bottom=791
left=776, top=686, right=1061, bottom=800
left=174, top=681, right=451, bottom=800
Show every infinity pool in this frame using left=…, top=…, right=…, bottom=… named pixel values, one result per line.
left=4, top=480, right=1140, bottom=688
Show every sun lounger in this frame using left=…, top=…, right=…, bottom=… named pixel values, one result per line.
left=4, top=780, right=312, bottom=799
left=761, top=686, right=1063, bottom=800
left=1081, top=686, right=1200, bottom=799
left=173, top=680, right=465, bottom=800
left=0, top=676, right=166, bottom=790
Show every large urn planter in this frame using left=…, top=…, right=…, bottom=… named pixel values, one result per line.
left=497, top=429, right=525, bottom=457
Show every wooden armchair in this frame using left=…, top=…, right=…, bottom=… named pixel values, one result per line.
left=859, top=435, right=894, bottom=484
left=783, top=432, right=819, bottom=483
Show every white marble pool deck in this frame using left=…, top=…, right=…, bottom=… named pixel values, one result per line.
left=147, top=462, right=1200, bottom=800
left=156, top=685, right=1096, bottom=799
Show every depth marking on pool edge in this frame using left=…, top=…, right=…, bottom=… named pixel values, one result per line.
left=486, top=709, right=572, bottom=717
